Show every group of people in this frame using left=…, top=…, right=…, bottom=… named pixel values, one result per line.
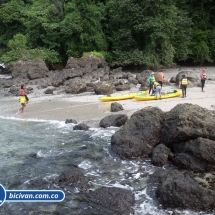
left=147, top=68, right=207, bottom=99
left=17, top=68, right=208, bottom=113
left=147, top=70, right=164, bottom=100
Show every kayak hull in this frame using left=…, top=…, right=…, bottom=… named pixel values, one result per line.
left=100, top=93, right=136, bottom=102
left=100, top=91, right=147, bottom=102
left=135, top=90, right=182, bottom=101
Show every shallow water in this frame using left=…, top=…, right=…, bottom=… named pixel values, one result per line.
left=0, top=117, right=212, bottom=214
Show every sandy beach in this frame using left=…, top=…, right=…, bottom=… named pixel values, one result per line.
left=1, top=66, right=215, bottom=126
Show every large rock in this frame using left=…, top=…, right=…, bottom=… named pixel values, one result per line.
left=115, top=84, right=130, bottom=91
left=65, top=56, right=107, bottom=75
left=151, top=144, right=172, bottom=167
left=52, top=71, right=64, bottom=87
left=7, top=60, right=49, bottom=79
left=83, top=187, right=135, bottom=215
left=136, top=70, right=153, bottom=84
left=58, top=167, right=89, bottom=191
left=111, top=107, right=164, bottom=158
left=161, top=103, right=215, bottom=145
left=148, top=169, right=215, bottom=211
left=73, top=123, right=90, bottom=131
left=173, top=137, right=215, bottom=172
left=65, top=78, right=87, bottom=94
left=111, top=102, right=123, bottom=112
left=62, top=68, right=83, bottom=80
left=99, top=114, right=128, bottom=128
left=175, top=70, right=199, bottom=86
left=94, top=81, right=115, bottom=95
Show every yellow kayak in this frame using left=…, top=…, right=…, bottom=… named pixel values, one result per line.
left=135, top=90, right=182, bottom=101
left=100, top=91, right=147, bottom=102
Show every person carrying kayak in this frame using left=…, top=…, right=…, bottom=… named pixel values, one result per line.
left=147, top=72, right=156, bottom=95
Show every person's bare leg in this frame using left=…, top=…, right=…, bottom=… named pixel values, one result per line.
left=19, top=104, right=25, bottom=113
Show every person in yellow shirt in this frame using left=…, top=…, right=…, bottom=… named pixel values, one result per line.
left=179, top=74, right=193, bottom=98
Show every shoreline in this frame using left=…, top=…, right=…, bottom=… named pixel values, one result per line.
left=1, top=66, right=215, bottom=126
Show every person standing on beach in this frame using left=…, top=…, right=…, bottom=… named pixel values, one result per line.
left=200, top=68, right=207, bottom=92
left=18, top=84, right=28, bottom=113
left=156, top=70, right=164, bottom=88
left=179, top=74, right=193, bottom=98
left=154, top=82, right=162, bottom=100
left=147, top=72, right=155, bottom=95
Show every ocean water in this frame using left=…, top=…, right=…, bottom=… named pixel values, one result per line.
left=0, top=117, right=212, bottom=215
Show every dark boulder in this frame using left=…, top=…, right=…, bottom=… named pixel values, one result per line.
left=73, top=123, right=90, bottom=131
left=44, top=88, right=55, bottom=94
left=136, top=70, right=153, bottom=85
left=111, top=107, right=164, bottom=159
left=62, top=68, right=83, bottom=80
left=172, top=137, right=215, bottom=172
left=65, top=119, right=78, bottom=124
left=52, top=71, right=64, bottom=87
left=65, top=78, right=87, bottom=94
left=111, top=102, right=123, bottom=112
left=169, top=77, right=176, bottom=83
left=115, top=84, right=130, bottom=91
left=161, top=103, right=215, bottom=146
left=94, top=81, right=115, bottom=95
left=147, top=168, right=215, bottom=211
left=175, top=70, right=199, bottom=86
left=7, top=60, right=49, bottom=79
left=0, top=66, right=10, bottom=74
left=151, top=144, right=173, bottom=167
left=99, top=114, right=128, bottom=128
left=59, top=167, right=89, bottom=191
left=82, top=187, right=135, bottom=215
left=65, top=56, right=107, bottom=73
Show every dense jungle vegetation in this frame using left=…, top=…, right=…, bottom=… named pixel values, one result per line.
left=0, top=0, right=215, bottom=69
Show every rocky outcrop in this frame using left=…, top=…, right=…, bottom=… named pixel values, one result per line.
left=173, top=137, right=215, bottom=172
left=160, top=103, right=215, bottom=145
left=65, top=78, right=87, bottom=94
left=58, top=167, right=89, bottom=191
left=73, top=123, right=90, bottom=131
left=65, top=119, right=78, bottom=124
left=110, top=102, right=123, bottom=112
left=151, top=144, right=173, bottom=167
left=111, top=107, right=165, bottom=158
left=44, top=88, right=55, bottom=94
left=82, top=187, right=135, bottom=215
left=94, top=81, right=115, bottom=95
left=175, top=70, right=199, bottom=86
left=147, top=169, right=215, bottom=211
left=109, top=103, right=215, bottom=212
left=99, top=114, right=128, bottom=128
left=8, top=60, right=49, bottom=79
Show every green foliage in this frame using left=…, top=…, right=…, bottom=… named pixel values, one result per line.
left=1, top=0, right=215, bottom=68
left=83, top=51, right=104, bottom=58
left=0, top=33, right=59, bottom=64
left=189, top=29, right=212, bottom=64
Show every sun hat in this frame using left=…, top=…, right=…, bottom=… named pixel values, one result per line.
left=151, top=72, right=155, bottom=75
